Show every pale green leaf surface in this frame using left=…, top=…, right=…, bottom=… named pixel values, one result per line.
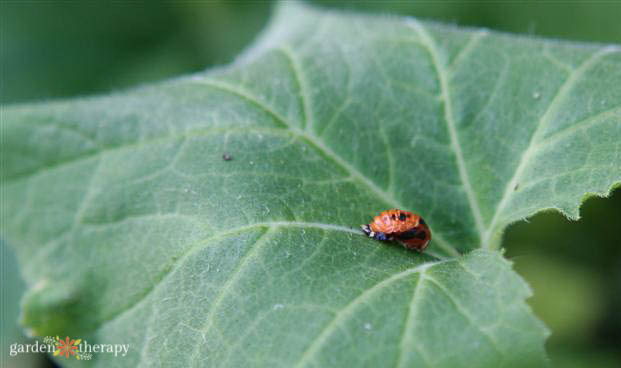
left=1, top=2, right=620, bottom=367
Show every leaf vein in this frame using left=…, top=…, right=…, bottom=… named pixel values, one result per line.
left=293, top=260, right=448, bottom=368
left=482, top=47, right=617, bottom=248
left=278, top=46, right=315, bottom=133
left=534, top=104, right=621, bottom=149
left=408, top=20, right=486, bottom=239
left=449, top=30, right=489, bottom=70
left=188, top=227, right=275, bottom=365
left=463, top=54, right=510, bottom=129
left=94, top=221, right=366, bottom=335
left=2, top=126, right=290, bottom=184
left=396, top=272, right=432, bottom=368
left=425, top=274, right=504, bottom=357
left=72, top=156, right=103, bottom=228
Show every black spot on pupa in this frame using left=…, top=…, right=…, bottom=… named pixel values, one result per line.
left=397, top=228, right=418, bottom=240
left=415, top=231, right=427, bottom=240
left=391, top=214, right=396, bottom=220
left=419, top=218, right=426, bottom=225
left=399, top=213, right=407, bottom=221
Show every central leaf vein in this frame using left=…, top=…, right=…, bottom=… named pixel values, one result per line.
left=407, top=20, right=487, bottom=240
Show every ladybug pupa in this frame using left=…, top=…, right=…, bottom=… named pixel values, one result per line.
left=361, top=209, right=431, bottom=251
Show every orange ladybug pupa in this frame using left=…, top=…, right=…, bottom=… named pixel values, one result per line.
left=361, top=209, right=431, bottom=251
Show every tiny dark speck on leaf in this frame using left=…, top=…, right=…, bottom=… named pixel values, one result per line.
left=514, top=183, right=519, bottom=191
left=222, top=153, right=233, bottom=161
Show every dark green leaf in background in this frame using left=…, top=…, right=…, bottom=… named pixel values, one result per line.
left=1, top=2, right=620, bottom=367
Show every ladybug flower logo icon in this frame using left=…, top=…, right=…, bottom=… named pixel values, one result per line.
left=53, top=336, right=81, bottom=359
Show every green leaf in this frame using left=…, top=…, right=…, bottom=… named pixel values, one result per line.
left=1, top=2, right=619, bottom=367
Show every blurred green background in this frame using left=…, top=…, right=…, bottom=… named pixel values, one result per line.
left=2, top=1, right=620, bottom=367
